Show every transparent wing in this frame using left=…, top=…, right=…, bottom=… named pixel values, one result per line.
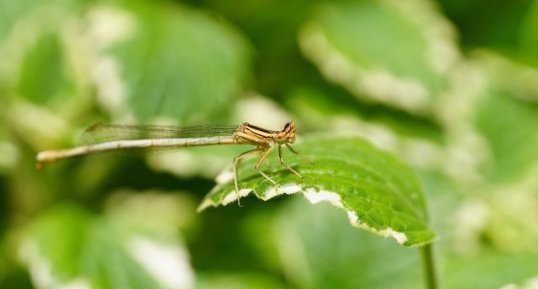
left=80, top=123, right=239, bottom=145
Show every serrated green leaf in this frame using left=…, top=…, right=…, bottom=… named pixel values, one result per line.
left=199, top=136, right=434, bottom=247
left=19, top=202, right=194, bottom=289
left=107, top=1, right=250, bottom=123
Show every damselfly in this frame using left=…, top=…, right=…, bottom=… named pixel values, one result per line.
left=37, top=121, right=305, bottom=203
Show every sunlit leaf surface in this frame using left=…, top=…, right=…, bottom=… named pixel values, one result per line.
left=200, top=136, right=435, bottom=247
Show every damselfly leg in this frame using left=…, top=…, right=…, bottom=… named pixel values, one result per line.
left=233, top=148, right=261, bottom=205
left=278, top=145, right=303, bottom=178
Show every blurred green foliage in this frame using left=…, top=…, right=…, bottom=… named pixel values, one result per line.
left=1, top=0, right=538, bottom=288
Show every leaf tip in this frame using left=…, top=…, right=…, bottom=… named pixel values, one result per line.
left=378, top=227, right=408, bottom=245
left=346, top=211, right=410, bottom=245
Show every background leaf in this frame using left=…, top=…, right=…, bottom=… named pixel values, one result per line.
left=273, top=199, right=423, bottom=289
left=15, top=33, right=75, bottom=105
left=106, top=1, right=250, bottom=123
left=442, top=250, right=538, bottom=289
left=19, top=193, right=196, bottom=289
left=300, top=1, right=458, bottom=114
left=475, top=90, right=538, bottom=182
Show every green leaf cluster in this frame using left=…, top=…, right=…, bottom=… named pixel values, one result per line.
left=1, top=0, right=537, bottom=288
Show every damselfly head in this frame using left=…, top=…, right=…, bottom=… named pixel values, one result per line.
left=276, top=121, right=296, bottom=144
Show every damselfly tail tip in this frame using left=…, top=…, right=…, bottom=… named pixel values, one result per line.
left=36, top=151, right=49, bottom=163
left=36, top=151, right=59, bottom=165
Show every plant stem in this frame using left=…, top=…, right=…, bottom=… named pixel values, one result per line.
left=421, top=243, right=439, bottom=289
